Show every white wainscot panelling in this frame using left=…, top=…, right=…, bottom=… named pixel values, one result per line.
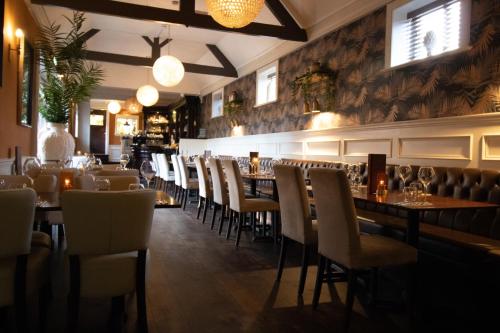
left=482, top=135, right=500, bottom=160
left=278, top=142, right=303, bottom=156
left=306, top=140, right=340, bottom=156
left=108, top=145, right=121, bottom=162
left=257, top=143, right=277, bottom=157
left=0, top=159, right=13, bottom=175
left=399, top=136, right=472, bottom=160
left=344, top=139, right=392, bottom=157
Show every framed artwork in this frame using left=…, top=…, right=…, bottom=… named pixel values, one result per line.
left=1, top=0, right=4, bottom=87
left=115, top=114, right=139, bottom=136
left=211, top=88, right=224, bottom=118
left=18, top=40, right=35, bottom=127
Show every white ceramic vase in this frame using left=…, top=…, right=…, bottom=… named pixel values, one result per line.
left=38, top=122, right=75, bottom=163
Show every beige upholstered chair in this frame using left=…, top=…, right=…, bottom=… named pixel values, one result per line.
left=74, top=175, right=96, bottom=190
left=40, top=168, right=78, bottom=189
left=157, top=153, right=175, bottom=192
left=207, top=158, right=229, bottom=234
left=309, top=168, right=417, bottom=329
left=97, top=169, right=140, bottom=177
left=170, top=154, right=182, bottom=200
left=194, top=156, right=213, bottom=223
left=222, top=160, right=280, bottom=247
left=0, top=175, right=33, bottom=188
left=0, top=188, right=50, bottom=332
left=62, top=190, right=157, bottom=333
left=33, top=174, right=58, bottom=193
left=177, top=155, right=198, bottom=210
left=274, top=165, right=318, bottom=296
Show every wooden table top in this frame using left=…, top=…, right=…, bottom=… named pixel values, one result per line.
left=240, top=173, right=276, bottom=181
left=36, top=190, right=181, bottom=212
left=351, top=190, right=499, bottom=211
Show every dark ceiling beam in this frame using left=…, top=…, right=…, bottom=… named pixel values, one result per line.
left=30, top=0, right=307, bottom=42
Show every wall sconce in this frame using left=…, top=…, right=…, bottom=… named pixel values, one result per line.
left=8, top=28, right=24, bottom=62
left=311, top=97, right=321, bottom=113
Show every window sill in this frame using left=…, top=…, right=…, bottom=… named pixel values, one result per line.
left=254, top=99, right=278, bottom=108
left=384, top=46, right=471, bottom=72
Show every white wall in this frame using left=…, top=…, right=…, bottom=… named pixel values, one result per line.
left=180, top=113, right=500, bottom=169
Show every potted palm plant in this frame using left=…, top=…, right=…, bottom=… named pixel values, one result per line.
left=36, top=12, right=103, bottom=162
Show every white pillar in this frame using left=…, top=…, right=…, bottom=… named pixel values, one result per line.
left=77, top=100, right=91, bottom=153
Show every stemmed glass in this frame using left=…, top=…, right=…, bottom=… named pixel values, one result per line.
left=397, top=165, right=412, bottom=191
left=418, top=166, right=435, bottom=200
left=120, top=154, right=130, bottom=170
left=140, top=160, right=156, bottom=189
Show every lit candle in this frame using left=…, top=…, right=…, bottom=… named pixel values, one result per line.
left=376, top=180, right=385, bottom=196
left=63, top=178, right=73, bottom=191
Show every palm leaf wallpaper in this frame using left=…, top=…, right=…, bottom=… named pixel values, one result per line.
left=201, top=0, right=500, bottom=138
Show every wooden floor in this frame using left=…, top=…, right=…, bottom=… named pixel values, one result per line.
left=0, top=204, right=452, bottom=332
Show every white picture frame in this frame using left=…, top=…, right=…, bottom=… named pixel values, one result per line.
left=211, top=88, right=224, bottom=118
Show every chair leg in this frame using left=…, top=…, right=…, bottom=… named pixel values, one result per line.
left=298, top=244, right=310, bottom=296
left=14, top=255, right=28, bottom=333
left=312, top=255, right=326, bottom=309
left=202, top=198, right=209, bottom=224
left=235, top=213, right=244, bottom=247
left=197, top=197, right=203, bottom=219
left=110, top=296, right=125, bottom=333
left=182, top=189, right=188, bottom=210
left=136, top=250, right=148, bottom=333
left=211, top=203, right=219, bottom=230
left=218, top=205, right=226, bottom=234
left=226, top=210, right=234, bottom=240
left=345, top=269, right=358, bottom=331
left=67, top=255, right=80, bottom=333
left=39, top=283, right=50, bottom=333
left=276, top=235, right=288, bottom=282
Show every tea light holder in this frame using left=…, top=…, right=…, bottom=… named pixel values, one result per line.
left=60, top=171, right=74, bottom=192
left=249, top=152, right=259, bottom=174
left=376, top=179, right=386, bottom=196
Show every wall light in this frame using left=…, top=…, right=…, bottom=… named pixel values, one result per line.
left=8, top=28, right=24, bottom=62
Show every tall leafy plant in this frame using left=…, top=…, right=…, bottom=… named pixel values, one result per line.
left=36, top=12, right=103, bottom=124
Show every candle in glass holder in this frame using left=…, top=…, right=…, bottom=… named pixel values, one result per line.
left=376, top=180, right=385, bottom=196
left=59, top=171, right=74, bottom=192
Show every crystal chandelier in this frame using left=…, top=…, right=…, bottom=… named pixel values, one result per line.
left=206, top=0, right=265, bottom=29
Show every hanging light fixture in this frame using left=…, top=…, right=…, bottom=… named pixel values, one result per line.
left=206, top=0, right=265, bottom=28
left=136, top=85, right=159, bottom=107
left=107, top=100, right=121, bottom=114
left=152, top=25, right=184, bottom=87
left=124, top=96, right=144, bottom=114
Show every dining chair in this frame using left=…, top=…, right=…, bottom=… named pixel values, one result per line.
left=207, top=157, right=229, bottom=234
left=33, top=174, right=58, bottom=193
left=40, top=168, right=78, bottom=189
left=157, top=153, right=175, bottom=192
left=177, top=155, right=199, bottom=210
left=97, top=169, right=140, bottom=177
left=222, top=160, right=280, bottom=247
left=274, top=165, right=318, bottom=296
left=0, top=188, right=50, bottom=333
left=0, top=175, right=33, bottom=188
left=170, top=154, right=182, bottom=200
left=62, top=190, right=157, bottom=333
left=151, top=153, right=160, bottom=189
left=309, top=168, right=417, bottom=330
left=95, top=176, right=140, bottom=191
left=194, top=156, right=213, bottom=224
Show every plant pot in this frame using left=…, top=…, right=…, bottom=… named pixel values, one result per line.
left=38, top=122, right=75, bottom=163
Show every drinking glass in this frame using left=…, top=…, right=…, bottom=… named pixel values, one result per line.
left=418, top=166, right=435, bottom=199
left=397, top=165, right=412, bottom=191
left=120, top=154, right=130, bottom=170
left=95, top=178, right=110, bottom=191
left=0, top=179, right=5, bottom=190
left=410, top=182, right=423, bottom=203
left=129, top=183, right=145, bottom=191
left=8, top=183, right=27, bottom=189
left=140, top=160, right=156, bottom=189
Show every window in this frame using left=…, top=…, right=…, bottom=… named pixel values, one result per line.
left=256, top=61, right=278, bottom=106
left=211, top=88, right=224, bottom=118
left=386, top=0, right=470, bottom=68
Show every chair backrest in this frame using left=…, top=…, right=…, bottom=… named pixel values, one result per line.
left=33, top=174, right=58, bottom=193
left=151, top=153, right=159, bottom=176
left=274, top=165, right=314, bottom=244
left=95, top=176, right=140, bottom=191
left=309, top=168, right=361, bottom=268
left=195, top=156, right=210, bottom=198
left=40, top=168, right=78, bottom=188
left=97, top=169, right=139, bottom=177
left=171, top=154, right=182, bottom=186
left=157, top=153, right=168, bottom=180
left=0, top=175, right=33, bottom=188
left=207, top=158, right=228, bottom=205
left=62, top=190, right=156, bottom=255
left=0, top=188, right=36, bottom=257
left=221, top=159, right=246, bottom=211
left=177, top=155, right=189, bottom=189
left=75, top=175, right=96, bottom=190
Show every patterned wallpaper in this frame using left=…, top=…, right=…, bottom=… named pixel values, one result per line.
left=200, top=0, right=500, bottom=139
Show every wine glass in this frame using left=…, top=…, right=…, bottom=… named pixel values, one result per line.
left=418, top=166, right=435, bottom=200
left=0, top=179, right=5, bottom=190
left=23, top=157, right=41, bottom=178
left=140, top=160, right=156, bottom=189
left=120, top=154, right=130, bottom=170
left=129, top=183, right=145, bottom=191
left=95, top=178, right=110, bottom=191
left=397, top=165, right=412, bottom=191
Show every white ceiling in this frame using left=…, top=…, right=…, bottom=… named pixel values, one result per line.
left=26, top=0, right=389, bottom=102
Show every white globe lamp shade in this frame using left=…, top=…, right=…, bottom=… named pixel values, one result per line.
left=107, top=100, right=121, bottom=114
left=136, top=85, right=159, bottom=107
left=152, top=55, right=185, bottom=87
left=206, top=0, right=265, bottom=29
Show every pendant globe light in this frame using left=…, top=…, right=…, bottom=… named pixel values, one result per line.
left=206, top=0, right=265, bottom=28
left=107, top=100, right=121, bottom=114
left=124, top=96, right=143, bottom=114
left=136, top=85, right=159, bottom=107
left=153, top=55, right=185, bottom=87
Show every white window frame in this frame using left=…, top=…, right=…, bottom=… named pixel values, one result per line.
left=255, top=60, right=278, bottom=107
left=211, top=88, right=224, bottom=118
left=385, top=0, right=471, bottom=70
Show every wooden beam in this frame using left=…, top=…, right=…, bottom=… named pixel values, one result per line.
left=31, top=0, right=307, bottom=42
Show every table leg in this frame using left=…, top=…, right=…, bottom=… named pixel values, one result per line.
left=406, top=210, right=419, bottom=248
left=251, top=179, right=257, bottom=196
